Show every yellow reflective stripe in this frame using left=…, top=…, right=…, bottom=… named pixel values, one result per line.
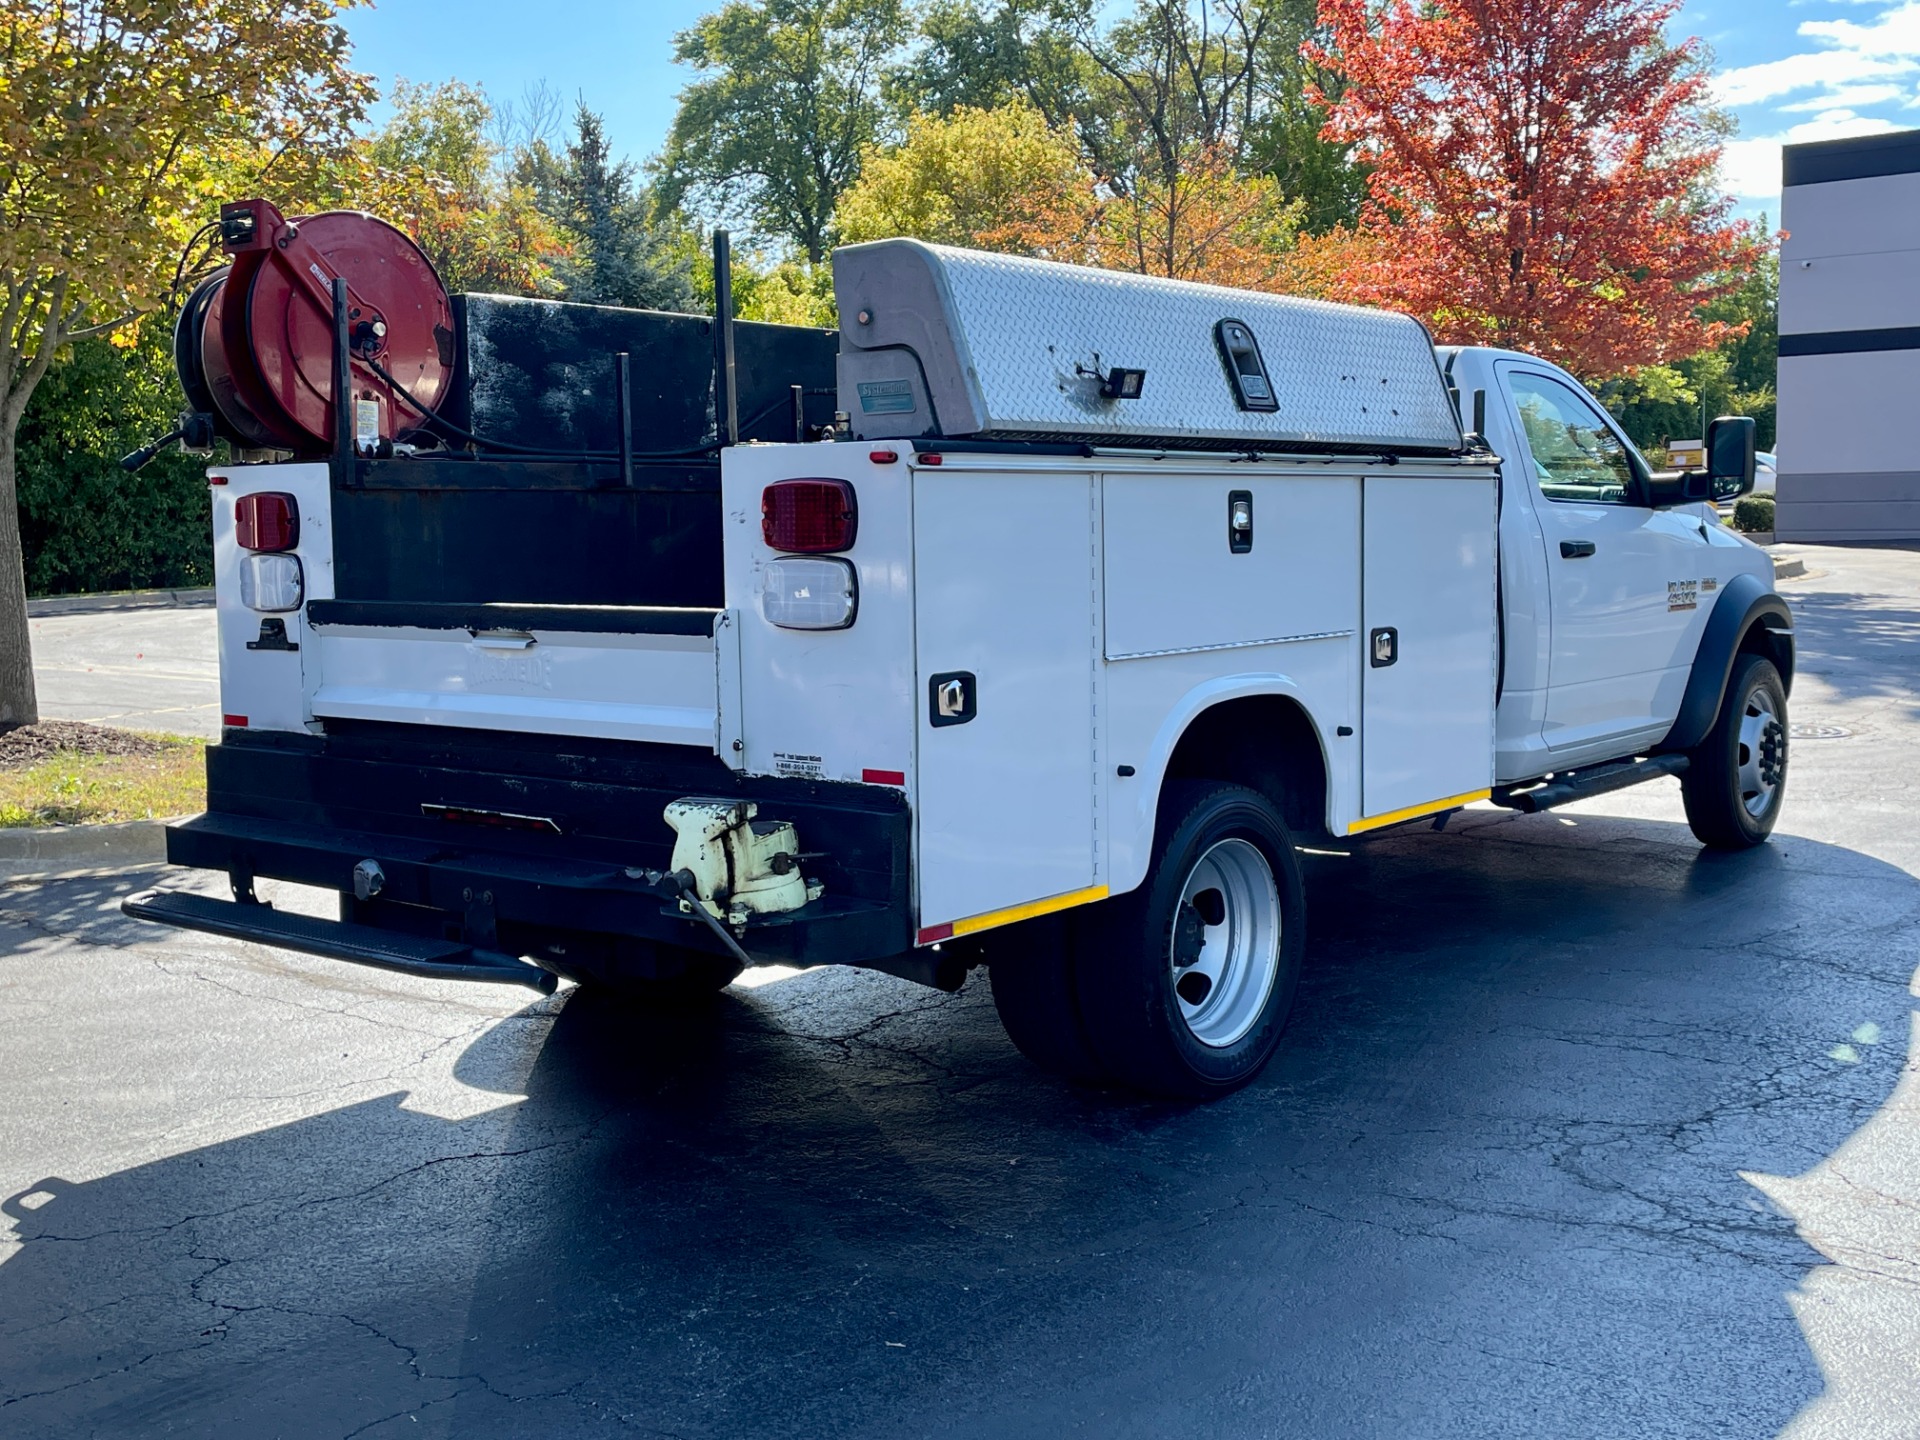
left=1347, top=788, right=1491, bottom=835
left=950, top=883, right=1111, bottom=938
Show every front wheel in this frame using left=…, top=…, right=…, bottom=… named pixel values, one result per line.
left=1682, top=652, right=1788, bottom=850
left=1073, top=782, right=1306, bottom=1099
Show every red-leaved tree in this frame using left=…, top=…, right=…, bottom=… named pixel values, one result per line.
left=1304, top=0, right=1758, bottom=377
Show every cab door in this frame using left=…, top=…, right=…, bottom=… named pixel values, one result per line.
left=1497, top=363, right=1709, bottom=756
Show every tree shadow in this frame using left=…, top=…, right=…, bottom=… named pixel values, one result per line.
left=1, top=810, right=1915, bottom=1438
left=1776, top=586, right=1920, bottom=718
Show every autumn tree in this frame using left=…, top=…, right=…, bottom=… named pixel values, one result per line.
left=835, top=101, right=1091, bottom=248
left=360, top=80, right=564, bottom=297
left=662, top=0, right=911, bottom=263
left=1309, top=0, right=1758, bottom=376
left=0, top=0, right=369, bottom=728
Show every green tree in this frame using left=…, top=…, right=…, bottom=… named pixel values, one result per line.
left=0, top=0, right=369, bottom=727
left=835, top=101, right=1092, bottom=247
left=528, top=106, right=695, bottom=312
left=662, top=0, right=912, bottom=263
left=1602, top=247, right=1779, bottom=452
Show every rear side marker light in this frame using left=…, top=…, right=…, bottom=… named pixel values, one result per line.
left=869, top=449, right=898, bottom=464
left=239, top=553, right=303, bottom=612
left=235, top=492, right=298, bottom=551
left=763, top=478, right=857, bottom=553
left=920, top=453, right=943, bottom=466
left=863, top=768, right=906, bottom=786
left=423, top=803, right=563, bottom=835
left=223, top=714, right=248, bottom=728
left=761, top=556, right=856, bottom=630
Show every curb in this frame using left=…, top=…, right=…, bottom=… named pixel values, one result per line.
left=1767, top=545, right=1808, bottom=580
left=28, top=588, right=214, bottom=619
left=0, top=818, right=171, bottom=881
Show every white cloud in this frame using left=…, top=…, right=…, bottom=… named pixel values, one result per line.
left=1718, top=110, right=1904, bottom=200
left=1714, top=0, right=1920, bottom=106
left=1778, top=81, right=1909, bottom=110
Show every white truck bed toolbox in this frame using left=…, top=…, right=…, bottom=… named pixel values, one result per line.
left=833, top=239, right=1463, bottom=453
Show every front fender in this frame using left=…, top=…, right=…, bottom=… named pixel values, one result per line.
left=1657, top=571, right=1794, bottom=753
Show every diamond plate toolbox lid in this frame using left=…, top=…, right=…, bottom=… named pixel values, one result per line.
left=833, top=239, right=1463, bottom=454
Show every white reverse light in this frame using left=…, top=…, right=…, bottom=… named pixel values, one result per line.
left=761, top=556, right=857, bottom=630
left=239, top=552, right=304, bottom=613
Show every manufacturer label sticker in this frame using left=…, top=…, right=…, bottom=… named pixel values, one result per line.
left=772, top=751, right=825, bottom=779
left=858, top=379, right=916, bottom=414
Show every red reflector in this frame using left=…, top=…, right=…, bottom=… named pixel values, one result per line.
left=920, top=453, right=943, bottom=466
left=223, top=713, right=248, bottom=727
left=868, top=449, right=898, bottom=464
left=862, top=768, right=906, bottom=786
left=762, top=478, right=857, bottom=553
left=422, top=803, right=564, bottom=835
left=208, top=476, right=229, bottom=486
left=235, top=492, right=298, bottom=551
left=917, top=923, right=954, bottom=946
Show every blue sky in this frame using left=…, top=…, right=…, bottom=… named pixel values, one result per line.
left=342, top=0, right=1920, bottom=220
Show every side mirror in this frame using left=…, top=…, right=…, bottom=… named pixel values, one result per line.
left=1706, top=415, right=1756, bottom=502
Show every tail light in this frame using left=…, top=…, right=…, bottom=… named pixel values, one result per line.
left=762, top=479, right=856, bottom=553
left=761, top=557, right=856, bottom=630
left=239, top=553, right=303, bottom=612
left=235, top=492, right=299, bottom=551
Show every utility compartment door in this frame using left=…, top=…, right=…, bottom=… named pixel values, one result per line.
left=1361, top=475, right=1498, bottom=820
left=914, top=469, right=1097, bottom=930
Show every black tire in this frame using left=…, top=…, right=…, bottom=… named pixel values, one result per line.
left=551, top=938, right=742, bottom=1005
left=987, top=914, right=1107, bottom=1083
left=1073, top=781, right=1306, bottom=1099
left=1682, top=651, right=1788, bottom=850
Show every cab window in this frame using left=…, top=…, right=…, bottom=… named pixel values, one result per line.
left=1509, top=372, right=1640, bottom=504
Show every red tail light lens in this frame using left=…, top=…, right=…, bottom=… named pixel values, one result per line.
left=235, top=492, right=299, bottom=552
left=762, top=479, right=857, bottom=553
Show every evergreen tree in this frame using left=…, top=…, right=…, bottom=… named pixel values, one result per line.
left=536, top=105, right=696, bottom=313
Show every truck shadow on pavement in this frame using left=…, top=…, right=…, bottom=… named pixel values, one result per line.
left=2, top=809, right=1916, bottom=1439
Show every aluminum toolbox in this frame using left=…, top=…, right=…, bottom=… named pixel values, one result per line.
left=833, top=240, right=1463, bottom=454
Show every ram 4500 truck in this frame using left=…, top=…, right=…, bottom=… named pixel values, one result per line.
left=125, top=201, right=1790, bottom=1098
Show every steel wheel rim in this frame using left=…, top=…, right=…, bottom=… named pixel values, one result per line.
left=1168, top=838, right=1282, bottom=1049
left=1737, top=683, right=1786, bottom=819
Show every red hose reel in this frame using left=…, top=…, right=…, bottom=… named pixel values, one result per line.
left=177, top=199, right=454, bottom=454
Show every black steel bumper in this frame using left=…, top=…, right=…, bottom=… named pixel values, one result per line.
left=131, top=725, right=914, bottom=979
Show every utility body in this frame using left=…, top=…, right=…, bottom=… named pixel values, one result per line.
left=127, top=212, right=1792, bottom=1096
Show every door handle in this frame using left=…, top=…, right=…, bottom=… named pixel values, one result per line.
left=1560, top=539, right=1596, bottom=558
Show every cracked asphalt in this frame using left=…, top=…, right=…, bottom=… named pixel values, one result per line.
left=4, top=545, right=1919, bottom=1439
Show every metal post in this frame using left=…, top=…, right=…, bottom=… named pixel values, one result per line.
left=790, top=384, right=806, bottom=443
left=615, top=351, right=634, bottom=488
left=331, top=277, right=354, bottom=473
left=712, top=230, right=739, bottom=446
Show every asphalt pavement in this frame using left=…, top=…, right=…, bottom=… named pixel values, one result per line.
left=28, top=602, right=220, bottom=738
left=2, top=546, right=1918, bottom=1438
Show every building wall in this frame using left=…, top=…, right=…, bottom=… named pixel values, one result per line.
left=1777, top=131, right=1920, bottom=542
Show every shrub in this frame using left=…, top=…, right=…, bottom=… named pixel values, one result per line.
left=15, top=330, right=211, bottom=597
left=1732, top=495, right=1775, bottom=534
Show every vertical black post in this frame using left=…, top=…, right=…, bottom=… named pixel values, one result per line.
left=331, top=277, right=354, bottom=473
left=790, top=384, right=806, bottom=443
left=615, top=351, right=634, bottom=488
left=712, top=229, right=739, bottom=446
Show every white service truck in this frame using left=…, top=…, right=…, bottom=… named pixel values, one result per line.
left=127, top=209, right=1791, bottom=1098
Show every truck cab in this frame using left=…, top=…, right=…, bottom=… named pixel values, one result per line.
left=1443, top=347, right=1788, bottom=782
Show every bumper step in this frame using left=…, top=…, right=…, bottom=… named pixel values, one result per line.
left=121, top=889, right=558, bottom=992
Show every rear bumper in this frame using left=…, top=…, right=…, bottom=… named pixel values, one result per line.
left=146, top=725, right=913, bottom=972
